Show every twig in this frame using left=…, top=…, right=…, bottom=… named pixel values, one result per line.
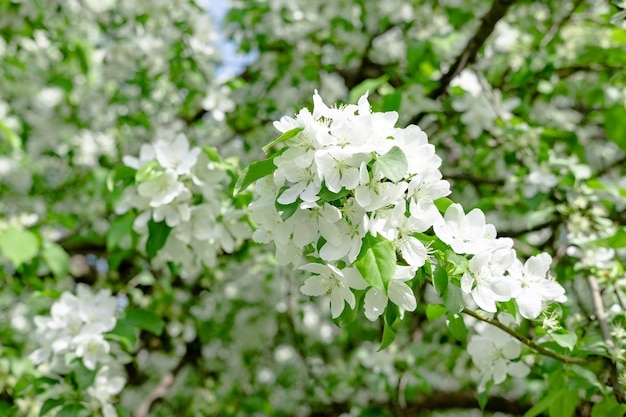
left=587, top=275, right=626, bottom=403
left=133, top=338, right=202, bottom=417
left=499, top=218, right=561, bottom=239
left=408, top=0, right=518, bottom=126
left=134, top=372, right=175, bottom=417
left=539, top=0, right=585, bottom=48
left=462, top=308, right=599, bottom=364
left=473, top=68, right=510, bottom=123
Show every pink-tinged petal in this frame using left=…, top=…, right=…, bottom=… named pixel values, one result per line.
left=364, top=288, right=388, bottom=321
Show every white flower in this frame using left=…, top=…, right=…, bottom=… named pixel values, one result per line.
left=354, top=162, right=407, bottom=211
left=467, top=315, right=530, bottom=391
left=364, top=265, right=417, bottom=321
left=137, top=168, right=186, bottom=208
left=406, top=170, right=450, bottom=206
left=461, top=248, right=517, bottom=312
left=509, top=253, right=566, bottom=319
left=274, top=159, right=321, bottom=204
left=287, top=202, right=342, bottom=248
left=74, top=333, right=110, bottom=370
left=434, top=203, right=512, bottom=255
left=300, top=263, right=368, bottom=318
left=122, top=143, right=155, bottom=170
left=318, top=216, right=366, bottom=263
left=315, top=148, right=371, bottom=193
left=154, top=134, right=201, bottom=176
left=87, top=365, right=126, bottom=417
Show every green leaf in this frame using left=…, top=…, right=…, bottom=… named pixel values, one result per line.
left=234, top=148, right=286, bottom=196
left=378, top=320, right=396, bottom=351
left=135, top=161, right=162, bottom=183
left=115, top=405, right=132, bottom=417
left=73, top=363, right=97, bottom=390
left=145, top=220, right=172, bottom=259
left=426, top=304, right=447, bottom=320
left=443, top=284, right=464, bottom=314
left=446, top=313, right=467, bottom=341
left=549, top=389, right=578, bottom=417
left=275, top=197, right=300, bottom=221
left=0, top=227, right=39, bottom=267
left=0, top=118, right=21, bottom=151
left=551, top=331, right=577, bottom=351
left=478, top=380, right=493, bottom=410
left=107, top=212, right=135, bottom=250
left=125, top=308, right=165, bottom=336
left=606, top=228, right=626, bottom=248
left=107, top=319, right=137, bottom=350
left=354, top=233, right=396, bottom=291
left=524, top=390, right=563, bottom=417
left=377, top=146, right=408, bottom=182
left=434, top=198, right=454, bottom=213
left=203, top=146, right=222, bottom=162
left=261, top=127, right=303, bottom=154
left=591, top=396, right=626, bottom=417
left=349, top=75, right=389, bottom=104
left=383, top=91, right=402, bottom=112
left=433, top=264, right=448, bottom=297
left=55, top=404, right=88, bottom=417
left=502, top=299, right=518, bottom=318
left=318, top=185, right=350, bottom=203
left=605, top=105, right=626, bottom=153
left=41, top=242, right=69, bottom=278
left=106, top=165, right=136, bottom=192
left=40, top=398, right=64, bottom=416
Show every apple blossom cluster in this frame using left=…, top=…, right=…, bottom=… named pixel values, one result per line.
left=249, top=91, right=567, bottom=324
left=29, top=284, right=125, bottom=417
left=436, top=205, right=567, bottom=319
left=116, top=135, right=251, bottom=278
left=467, top=313, right=529, bottom=392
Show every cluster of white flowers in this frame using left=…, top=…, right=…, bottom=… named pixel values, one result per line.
left=436, top=204, right=566, bottom=318
left=250, top=91, right=567, bottom=324
left=117, top=135, right=251, bottom=278
left=30, top=284, right=125, bottom=417
left=251, top=91, right=449, bottom=321
left=467, top=313, right=529, bottom=392
left=451, top=69, right=520, bottom=138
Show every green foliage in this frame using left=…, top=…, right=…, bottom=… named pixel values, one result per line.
left=0, top=227, right=39, bottom=268
left=376, top=146, right=408, bottom=182
left=354, top=233, right=396, bottom=291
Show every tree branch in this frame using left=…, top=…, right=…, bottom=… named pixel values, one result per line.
left=462, top=308, right=600, bottom=365
left=309, top=389, right=531, bottom=416
left=587, top=275, right=626, bottom=404
left=407, top=0, right=518, bottom=126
